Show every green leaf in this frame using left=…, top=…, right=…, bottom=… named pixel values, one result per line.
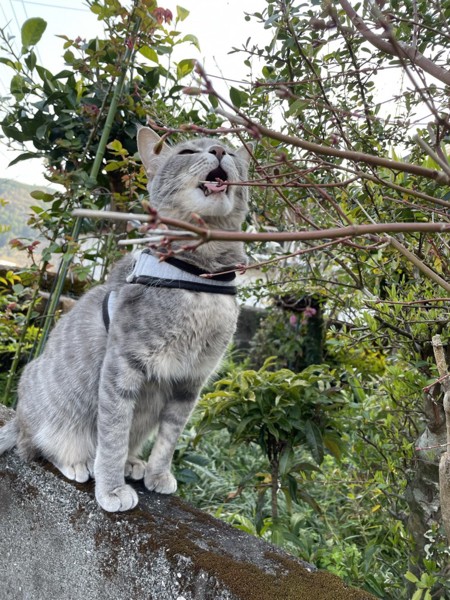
left=183, top=453, right=209, bottom=467
left=24, top=50, right=37, bottom=71
left=8, top=152, right=38, bottom=167
left=304, top=421, right=324, bottom=464
left=208, top=94, right=219, bottom=109
left=0, top=57, right=19, bottom=70
left=295, top=487, right=322, bottom=513
left=103, top=161, right=123, bottom=172
left=176, top=6, right=190, bottom=21
left=292, top=461, right=322, bottom=474
left=106, top=139, right=127, bottom=155
left=176, top=468, right=199, bottom=484
left=176, top=58, right=195, bottom=79
left=231, top=514, right=257, bottom=535
left=21, top=18, right=47, bottom=50
left=35, top=65, right=56, bottom=91
left=323, top=431, right=344, bottom=460
left=30, top=205, right=44, bottom=215
left=12, top=283, right=24, bottom=294
left=234, top=414, right=258, bottom=438
left=138, top=45, right=159, bottom=64
left=229, top=87, right=242, bottom=108
left=404, top=571, right=420, bottom=584
left=182, top=34, right=200, bottom=51
left=229, top=87, right=249, bottom=108
left=10, top=74, right=27, bottom=100
left=30, top=190, right=54, bottom=202
left=286, top=98, right=310, bottom=117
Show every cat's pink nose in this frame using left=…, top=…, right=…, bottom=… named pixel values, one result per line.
left=209, top=145, right=226, bottom=160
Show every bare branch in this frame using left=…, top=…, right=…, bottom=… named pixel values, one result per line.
left=388, top=236, right=450, bottom=292
left=217, top=110, right=450, bottom=184
left=72, top=208, right=450, bottom=242
left=339, top=0, right=450, bottom=86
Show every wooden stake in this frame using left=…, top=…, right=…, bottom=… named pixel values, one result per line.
left=431, top=334, right=450, bottom=542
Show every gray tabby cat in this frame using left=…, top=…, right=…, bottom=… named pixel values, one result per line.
left=0, top=127, right=250, bottom=512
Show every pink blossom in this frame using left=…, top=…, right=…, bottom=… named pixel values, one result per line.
left=153, top=8, right=173, bottom=24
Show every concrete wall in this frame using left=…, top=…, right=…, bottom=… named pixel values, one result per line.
left=0, top=405, right=375, bottom=600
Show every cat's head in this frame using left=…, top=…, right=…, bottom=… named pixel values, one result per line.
left=137, top=127, right=251, bottom=229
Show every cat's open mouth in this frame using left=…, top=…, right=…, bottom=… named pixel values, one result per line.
left=199, top=166, right=228, bottom=196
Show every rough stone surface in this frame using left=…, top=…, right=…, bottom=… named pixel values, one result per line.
left=0, top=405, right=375, bottom=600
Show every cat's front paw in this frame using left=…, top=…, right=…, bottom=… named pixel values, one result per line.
left=125, top=456, right=146, bottom=480
left=144, top=470, right=177, bottom=494
left=95, top=484, right=138, bottom=512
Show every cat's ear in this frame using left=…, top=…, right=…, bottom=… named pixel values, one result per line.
left=137, top=126, right=171, bottom=179
left=235, top=142, right=254, bottom=167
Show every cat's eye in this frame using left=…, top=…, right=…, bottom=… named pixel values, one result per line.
left=178, top=149, right=198, bottom=155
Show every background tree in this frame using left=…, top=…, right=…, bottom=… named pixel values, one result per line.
left=160, top=0, right=450, bottom=595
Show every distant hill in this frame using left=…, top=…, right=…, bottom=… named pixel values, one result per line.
left=0, top=178, right=49, bottom=265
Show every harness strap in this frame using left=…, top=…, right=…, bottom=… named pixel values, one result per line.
left=102, top=290, right=117, bottom=333
left=131, top=275, right=237, bottom=295
left=125, top=250, right=236, bottom=289
left=102, top=251, right=237, bottom=332
left=163, top=255, right=236, bottom=282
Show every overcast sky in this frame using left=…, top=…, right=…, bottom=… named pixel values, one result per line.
left=0, top=0, right=268, bottom=185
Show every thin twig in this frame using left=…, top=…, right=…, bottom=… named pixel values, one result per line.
left=200, top=238, right=351, bottom=278
left=413, top=134, right=450, bottom=178
left=217, top=109, right=450, bottom=185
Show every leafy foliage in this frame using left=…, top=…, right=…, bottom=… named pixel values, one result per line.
left=171, top=1, right=450, bottom=595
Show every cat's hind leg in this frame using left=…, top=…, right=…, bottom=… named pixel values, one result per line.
left=31, top=423, right=96, bottom=484
left=54, top=456, right=143, bottom=483
left=16, top=359, right=97, bottom=484
left=53, top=459, right=95, bottom=483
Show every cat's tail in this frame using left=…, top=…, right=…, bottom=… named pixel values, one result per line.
left=0, top=418, right=18, bottom=454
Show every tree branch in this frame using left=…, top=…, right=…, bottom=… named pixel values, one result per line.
left=339, top=0, right=450, bottom=86
left=72, top=208, right=450, bottom=242
left=217, top=110, right=450, bottom=185
left=388, top=236, right=450, bottom=293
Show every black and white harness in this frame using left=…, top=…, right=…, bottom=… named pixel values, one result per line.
left=102, top=250, right=237, bottom=332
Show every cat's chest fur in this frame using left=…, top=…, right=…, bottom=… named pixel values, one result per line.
left=110, top=284, right=239, bottom=382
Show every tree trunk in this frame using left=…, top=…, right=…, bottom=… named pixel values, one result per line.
left=405, top=335, right=449, bottom=585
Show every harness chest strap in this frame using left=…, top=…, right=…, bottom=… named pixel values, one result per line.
left=102, top=250, right=237, bottom=332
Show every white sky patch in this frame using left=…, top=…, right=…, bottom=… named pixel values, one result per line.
left=0, top=0, right=268, bottom=186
